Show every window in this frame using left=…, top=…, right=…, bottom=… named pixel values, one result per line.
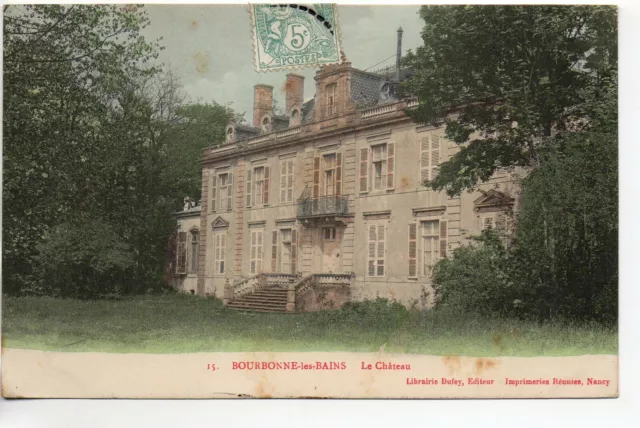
left=420, top=134, right=441, bottom=183
left=483, top=217, right=494, bottom=230
left=271, top=228, right=297, bottom=274
left=408, top=220, right=447, bottom=278
left=218, top=172, right=232, bottom=211
left=372, top=144, right=387, bottom=191
left=359, top=143, right=395, bottom=193
left=421, top=221, right=439, bottom=276
left=481, top=214, right=508, bottom=232
left=214, top=232, right=226, bottom=275
left=261, top=117, right=271, bottom=133
left=280, top=159, right=294, bottom=203
left=211, top=170, right=232, bottom=212
left=313, top=153, right=342, bottom=198
left=226, top=127, right=234, bottom=143
left=249, top=229, right=264, bottom=274
left=323, top=227, right=336, bottom=241
left=246, top=165, right=270, bottom=207
left=280, top=229, right=292, bottom=273
left=326, top=83, right=337, bottom=116
left=176, top=231, right=187, bottom=274
left=189, top=229, right=200, bottom=274
left=323, top=154, right=336, bottom=196
left=290, top=109, right=299, bottom=126
left=367, top=224, right=386, bottom=277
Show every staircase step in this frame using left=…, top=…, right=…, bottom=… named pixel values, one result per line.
left=228, top=301, right=287, bottom=309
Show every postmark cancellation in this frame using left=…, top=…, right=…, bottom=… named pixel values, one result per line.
left=250, top=3, right=342, bottom=72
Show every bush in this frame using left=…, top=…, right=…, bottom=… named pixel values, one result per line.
left=433, top=230, right=520, bottom=317
left=33, top=219, right=135, bottom=298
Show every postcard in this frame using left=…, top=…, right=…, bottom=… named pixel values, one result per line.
left=1, top=3, right=618, bottom=399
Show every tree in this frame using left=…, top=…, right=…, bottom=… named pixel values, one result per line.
left=402, top=5, right=617, bottom=196
left=3, top=5, right=161, bottom=293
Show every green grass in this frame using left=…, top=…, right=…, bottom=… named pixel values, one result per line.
left=1, top=294, right=617, bottom=356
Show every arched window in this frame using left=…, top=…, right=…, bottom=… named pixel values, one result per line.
left=226, top=126, right=234, bottom=142
left=290, top=109, right=299, bottom=124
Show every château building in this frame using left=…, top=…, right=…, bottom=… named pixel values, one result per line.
left=172, top=30, right=520, bottom=312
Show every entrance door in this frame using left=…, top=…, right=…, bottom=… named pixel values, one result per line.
left=280, top=229, right=292, bottom=273
left=321, top=226, right=341, bottom=273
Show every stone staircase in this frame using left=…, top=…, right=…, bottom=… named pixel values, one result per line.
left=224, top=272, right=354, bottom=313
left=226, top=287, right=288, bottom=313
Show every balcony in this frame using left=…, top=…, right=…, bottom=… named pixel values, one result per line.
left=297, top=195, right=349, bottom=219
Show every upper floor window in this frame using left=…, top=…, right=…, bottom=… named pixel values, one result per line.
left=246, top=165, right=270, bottom=207
left=359, top=142, right=395, bottom=193
left=323, top=154, right=337, bottom=196
left=420, top=134, right=441, bottom=183
left=326, top=83, right=337, bottom=116
left=211, top=170, right=233, bottom=212
left=280, top=159, right=294, bottom=203
left=312, top=152, right=342, bottom=198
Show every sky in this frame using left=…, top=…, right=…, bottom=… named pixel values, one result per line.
left=142, top=5, right=424, bottom=120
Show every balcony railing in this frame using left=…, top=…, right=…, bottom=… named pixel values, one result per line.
left=297, top=196, right=349, bottom=219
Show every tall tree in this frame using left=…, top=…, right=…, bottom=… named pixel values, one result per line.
left=402, top=5, right=617, bottom=195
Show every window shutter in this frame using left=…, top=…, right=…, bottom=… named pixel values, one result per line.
left=246, top=169, right=252, bottom=207
left=211, top=174, right=217, bottom=212
left=291, top=229, right=297, bottom=274
left=431, top=135, right=440, bottom=180
left=227, top=173, right=233, bottom=211
left=335, top=153, right=342, bottom=196
left=287, top=160, right=294, bottom=202
left=313, top=156, right=320, bottom=199
left=408, top=223, right=417, bottom=277
left=368, top=224, right=376, bottom=276
left=280, top=161, right=287, bottom=203
left=359, top=148, right=368, bottom=193
left=263, top=166, right=270, bottom=204
left=377, top=225, right=385, bottom=276
left=220, top=234, right=226, bottom=273
left=420, top=136, right=430, bottom=183
left=386, top=142, right=395, bottom=189
left=176, top=231, right=187, bottom=274
left=439, top=220, right=447, bottom=258
left=257, top=230, right=264, bottom=273
left=483, top=217, right=493, bottom=230
left=271, top=230, right=278, bottom=272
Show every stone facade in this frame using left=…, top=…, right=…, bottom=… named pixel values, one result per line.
left=177, top=61, right=520, bottom=308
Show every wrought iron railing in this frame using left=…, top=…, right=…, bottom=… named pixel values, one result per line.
left=297, top=196, right=349, bottom=218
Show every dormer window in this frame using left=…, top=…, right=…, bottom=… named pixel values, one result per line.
left=290, top=109, right=299, bottom=126
left=326, top=83, right=337, bottom=116
left=261, top=116, right=271, bottom=133
left=226, top=126, right=234, bottom=143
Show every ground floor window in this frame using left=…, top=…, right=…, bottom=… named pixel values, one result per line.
left=367, top=223, right=386, bottom=277
left=189, top=229, right=200, bottom=274
left=421, top=220, right=439, bottom=276
left=214, top=231, right=226, bottom=275
left=250, top=229, right=264, bottom=274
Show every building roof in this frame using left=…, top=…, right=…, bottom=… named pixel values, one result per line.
left=176, top=205, right=201, bottom=218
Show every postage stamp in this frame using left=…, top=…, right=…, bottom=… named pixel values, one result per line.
left=249, top=3, right=342, bottom=72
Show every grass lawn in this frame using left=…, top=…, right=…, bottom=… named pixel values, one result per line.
left=1, top=294, right=617, bottom=356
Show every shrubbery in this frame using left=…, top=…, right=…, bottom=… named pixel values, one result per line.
left=433, top=131, right=618, bottom=324
left=326, top=298, right=410, bottom=327
left=32, top=219, right=135, bottom=298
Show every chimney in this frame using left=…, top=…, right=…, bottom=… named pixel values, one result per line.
left=396, top=26, right=404, bottom=82
left=285, top=74, right=305, bottom=115
left=253, top=84, right=273, bottom=127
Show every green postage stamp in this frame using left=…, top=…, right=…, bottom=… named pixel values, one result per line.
left=250, top=4, right=342, bottom=72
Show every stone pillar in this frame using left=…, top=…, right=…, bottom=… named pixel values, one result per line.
left=286, top=283, right=296, bottom=312
left=223, top=278, right=231, bottom=305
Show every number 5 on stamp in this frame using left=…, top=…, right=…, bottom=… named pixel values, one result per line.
left=250, top=4, right=342, bottom=72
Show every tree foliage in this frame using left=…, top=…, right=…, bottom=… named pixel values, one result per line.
left=402, top=5, right=617, bottom=196
left=3, top=5, right=231, bottom=297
